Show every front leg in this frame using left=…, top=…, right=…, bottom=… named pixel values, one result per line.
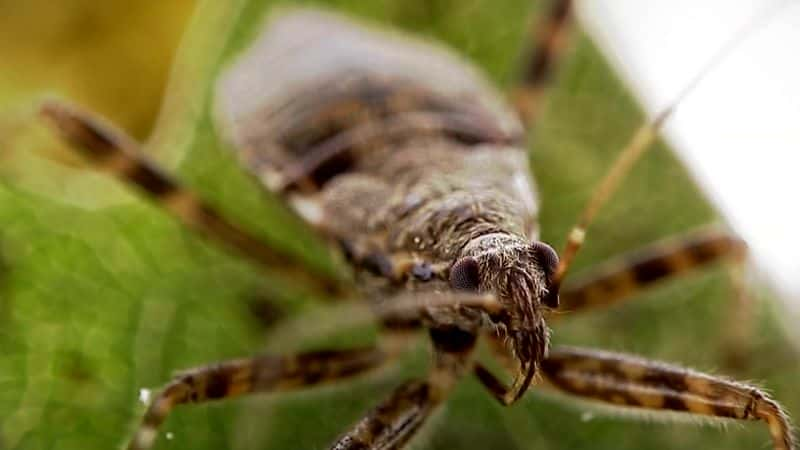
left=540, top=346, right=795, bottom=450
left=330, top=327, right=477, bottom=450
left=331, top=380, right=436, bottom=450
left=128, top=347, right=387, bottom=450
left=40, top=100, right=350, bottom=297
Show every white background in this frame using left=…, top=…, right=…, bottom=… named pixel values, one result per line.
left=578, top=0, right=800, bottom=335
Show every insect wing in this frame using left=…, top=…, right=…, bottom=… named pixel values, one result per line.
left=214, top=9, right=523, bottom=196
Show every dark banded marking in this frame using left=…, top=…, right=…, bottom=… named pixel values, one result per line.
left=474, top=364, right=507, bottom=401
left=473, top=361, right=534, bottom=407
left=278, top=110, right=519, bottom=193
left=511, top=0, right=574, bottom=126
left=41, top=101, right=176, bottom=199
left=560, top=228, right=747, bottom=312
left=631, top=256, right=673, bottom=284
left=429, top=326, right=477, bottom=354
left=204, top=366, right=234, bottom=399
left=541, top=346, right=795, bottom=450
left=362, top=251, right=395, bottom=279
left=40, top=101, right=124, bottom=158
left=246, top=293, right=286, bottom=329
left=380, top=316, right=423, bottom=331
left=331, top=381, right=433, bottom=450
left=127, top=347, right=385, bottom=450
left=40, top=99, right=350, bottom=297
left=331, top=332, right=474, bottom=450
left=520, top=0, right=573, bottom=85
left=124, top=163, right=177, bottom=198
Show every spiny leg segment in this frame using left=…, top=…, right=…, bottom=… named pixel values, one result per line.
left=128, top=347, right=386, bottom=450
left=127, top=290, right=498, bottom=450
left=553, top=226, right=756, bottom=369
left=331, top=380, right=435, bottom=450
left=540, top=346, right=795, bottom=450
left=39, top=100, right=349, bottom=297
left=473, top=228, right=749, bottom=403
left=330, top=327, right=477, bottom=450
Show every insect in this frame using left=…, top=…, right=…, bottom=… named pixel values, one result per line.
left=37, top=1, right=795, bottom=449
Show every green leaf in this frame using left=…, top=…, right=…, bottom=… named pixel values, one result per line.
left=1, top=1, right=797, bottom=450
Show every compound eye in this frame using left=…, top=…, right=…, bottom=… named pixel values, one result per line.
left=530, top=241, right=560, bottom=308
left=449, top=257, right=481, bottom=291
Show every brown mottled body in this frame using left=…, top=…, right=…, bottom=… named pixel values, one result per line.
left=38, top=2, right=795, bottom=450
left=217, top=10, right=539, bottom=269
left=217, top=9, right=557, bottom=389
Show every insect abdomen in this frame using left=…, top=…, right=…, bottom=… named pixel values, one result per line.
left=217, top=9, right=524, bottom=193
left=217, top=8, right=540, bottom=266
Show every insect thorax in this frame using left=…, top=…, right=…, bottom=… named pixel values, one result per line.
left=319, top=137, right=539, bottom=266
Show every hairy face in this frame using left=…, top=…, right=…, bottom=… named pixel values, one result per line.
left=450, top=233, right=559, bottom=390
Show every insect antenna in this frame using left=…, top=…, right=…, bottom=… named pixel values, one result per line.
left=551, top=2, right=789, bottom=290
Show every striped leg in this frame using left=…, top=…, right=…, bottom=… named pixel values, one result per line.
left=330, top=327, right=476, bottom=450
left=510, top=0, right=574, bottom=127
left=330, top=380, right=436, bottom=450
left=128, top=347, right=385, bottom=450
left=557, top=228, right=756, bottom=367
left=540, top=346, right=795, bottom=450
left=39, top=100, right=350, bottom=297
left=559, top=227, right=746, bottom=313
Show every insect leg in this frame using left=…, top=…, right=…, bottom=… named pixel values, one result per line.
left=473, top=334, right=536, bottom=406
left=473, top=362, right=516, bottom=405
left=328, top=379, right=436, bottom=450
left=540, top=346, right=795, bottom=450
left=39, top=99, right=350, bottom=297
left=558, top=227, right=746, bottom=313
left=510, top=0, right=574, bottom=128
left=720, top=262, right=756, bottom=370
left=557, top=227, right=758, bottom=369
left=127, top=347, right=388, bottom=450
left=330, top=327, right=476, bottom=450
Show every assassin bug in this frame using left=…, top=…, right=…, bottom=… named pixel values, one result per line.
left=39, top=1, right=795, bottom=449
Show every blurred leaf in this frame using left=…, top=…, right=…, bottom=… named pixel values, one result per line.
left=0, top=1, right=797, bottom=450
left=0, top=0, right=197, bottom=207
left=0, top=0, right=195, bottom=138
